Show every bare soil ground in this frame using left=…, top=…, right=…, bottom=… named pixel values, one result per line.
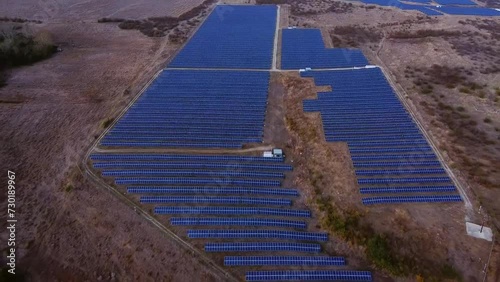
left=280, top=2, right=499, bottom=281
left=0, top=1, right=218, bottom=281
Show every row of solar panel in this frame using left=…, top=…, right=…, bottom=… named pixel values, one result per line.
left=187, top=230, right=328, bottom=241
left=327, top=135, right=424, bottom=142
left=224, top=256, right=345, bottom=266
left=171, top=218, right=306, bottom=229
left=115, top=178, right=281, bottom=186
left=246, top=270, right=372, bottom=281
left=351, top=154, right=436, bottom=161
left=127, top=187, right=299, bottom=196
left=115, top=119, right=265, bottom=125
left=362, top=195, right=462, bottom=205
left=358, top=177, right=451, bottom=184
left=353, top=161, right=442, bottom=167
left=350, top=148, right=431, bottom=154
left=101, top=142, right=243, bottom=148
left=360, top=186, right=456, bottom=194
left=205, top=242, right=321, bottom=253
left=94, top=162, right=292, bottom=171
left=102, top=137, right=263, bottom=143
left=141, top=196, right=291, bottom=206
left=154, top=207, right=311, bottom=217
left=90, top=154, right=284, bottom=162
left=355, top=169, right=446, bottom=175
left=106, top=131, right=263, bottom=137
left=102, top=170, right=284, bottom=178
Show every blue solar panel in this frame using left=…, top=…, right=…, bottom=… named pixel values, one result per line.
left=187, top=230, right=328, bottom=241
left=127, top=187, right=299, bottom=196
left=140, top=196, right=291, bottom=206
left=169, top=5, right=277, bottom=68
left=205, top=242, right=321, bottom=253
left=281, top=29, right=369, bottom=69
left=355, top=169, right=446, bottom=176
left=432, top=6, right=500, bottom=16
left=297, top=68, right=464, bottom=205
left=433, top=0, right=476, bottom=5
left=98, top=70, right=270, bottom=149
left=246, top=270, right=373, bottom=281
left=360, top=0, right=443, bottom=16
left=94, top=162, right=292, bottom=171
left=353, top=161, right=442, bottom=167
left=90, top=154, right=284, bottom=162
left=115, top=178, right=281, bottom=186
left=362, top=195, right=462, bottom=205
left=103, top=170, right=284, bottom=178
left=154, top=207, right=311, bottom=217
left=225, top=256, right=345, bottom=266
left=360, top=186, right=456, bottom=194
left=171, top=218, right=306, bottom=228
left=358, top=177, right=451, bottom=184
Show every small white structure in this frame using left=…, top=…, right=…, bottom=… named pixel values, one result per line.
left=466, top=222, right=493, bottom=241
left=263, top=151, right=274, bottom=158
left=365, top=65, right=377, bottom=69
left=272, top=148, right=284, bottom=158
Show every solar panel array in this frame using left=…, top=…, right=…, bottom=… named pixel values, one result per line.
left=92, top=152, right=371, bottom=280
left=432, top=6, right=500, bottom=16
left=359, top=0, right=500, bottom=16
left=100, top=70, right=269, bottom=149
left=360, top=0, right=443, bottom=16
left=433, top=0, right=476, bottom=5
left=281, top=29, right=369, bottom=69
left=246, top=270, right=373, bottom=281
left=169, top=5, right=277, bottom=69
left=90, top=4, right=376, bottom=279
left=205, top=242, right=321, bottom=253
left=171, top=218, right=307, bottom=229
left=301, top=68, right=462, bottom=205
left=187, top=230, right=328, bottom=241
left=225, top=256, right=346, bottom=266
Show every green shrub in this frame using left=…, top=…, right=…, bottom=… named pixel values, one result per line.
left=101, top=118, right=114, bottom=128
left=0, top=30, right=57, bottom=67
left=459, top=87, right=471, bottom=94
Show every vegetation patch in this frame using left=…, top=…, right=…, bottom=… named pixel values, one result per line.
left=256, top=0, right=354, bottom=15
left=98, top=0, right=214, bottom=38
left=389, top=29, right=461, bottom=39
left=0, top=17, right=42, bottom=24
left=329, top=25, right=382, bottom=47
left=0, top=29, right=57, bottom=88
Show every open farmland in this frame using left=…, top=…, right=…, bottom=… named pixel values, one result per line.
left=1, top=1, right=499, bottom=282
